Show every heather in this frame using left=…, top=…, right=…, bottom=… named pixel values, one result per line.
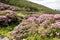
left=0, top=0, right=60, bottom=40
left=9, top=14, right=60, bottom=40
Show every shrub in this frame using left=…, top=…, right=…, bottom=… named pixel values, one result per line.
left=9, top=14, right=60, bottom=40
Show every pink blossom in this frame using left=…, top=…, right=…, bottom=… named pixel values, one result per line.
left=27, top=17, right=36, bottom=21
left=51, top=22, right=60, bottom=28
left=54, top=14, right=60, bottom=19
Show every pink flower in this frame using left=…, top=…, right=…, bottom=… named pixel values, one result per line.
left=37, top=17, right=46, bottom=23
left=54, top=14, right=60, bottom=19
left=27, top=17, right=36, bottom=21
left=51, top=22, right=60, bottom=28
left=55, top=32, right=60, bottom=36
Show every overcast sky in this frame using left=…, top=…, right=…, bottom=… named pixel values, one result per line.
left=28, top=0, right=60, bottom=9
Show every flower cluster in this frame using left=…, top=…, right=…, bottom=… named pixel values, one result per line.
left=9, top=14, right=60, bottom=40
left=0, top=2, right=21, bottom=11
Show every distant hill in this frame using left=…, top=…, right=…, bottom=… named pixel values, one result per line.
left=57, top=9, right=60, bottom=11
left=0, top=0, right=60, bottom=13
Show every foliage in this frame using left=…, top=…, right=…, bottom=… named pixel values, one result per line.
left=0, top=11, right=23, bottom=38
left=0, top=0, right=60, bottom=40
left=0, top=23, right=17, bottom=38
left=9, top=14, right=60, bottom=40
left=0, top=0, right=60, bottom=13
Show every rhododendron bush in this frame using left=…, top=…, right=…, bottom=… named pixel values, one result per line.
left=9, top=14, right=60, bottom=40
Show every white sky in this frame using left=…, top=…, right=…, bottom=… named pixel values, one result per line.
left=28, top=0, right=60, bottom=9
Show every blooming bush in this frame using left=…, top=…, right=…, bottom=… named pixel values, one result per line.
left=0, top=2, right=21, bottom=11
left=0, top=10, right=19, bottom=25
left=9, top=14, right=60, bottom=40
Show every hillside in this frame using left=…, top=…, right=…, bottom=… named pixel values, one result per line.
left=0, top=0, right=60, bottom=40
left=0, top=0, right=59, bottom=13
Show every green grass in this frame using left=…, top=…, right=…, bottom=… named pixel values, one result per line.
left=1, top=0, right=60, bottom=13
left=0, top=22, right=19, bottom=38
left=0, top=25, right=14, bottom=38
left=23, top=33, right=60, bottom=40
left=16, top=11, right=26, bottom=17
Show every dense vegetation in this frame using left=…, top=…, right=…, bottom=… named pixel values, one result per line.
left=0, top=0, right=60, bottom=40
left=9, top=14, right=60, bottom=40
left=0, top=0, right=60, bottom=13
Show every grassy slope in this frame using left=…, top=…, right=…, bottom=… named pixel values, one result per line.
left=2, top=0, right=60, bottom=13
left=0, top=0, right=60, bottom=40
